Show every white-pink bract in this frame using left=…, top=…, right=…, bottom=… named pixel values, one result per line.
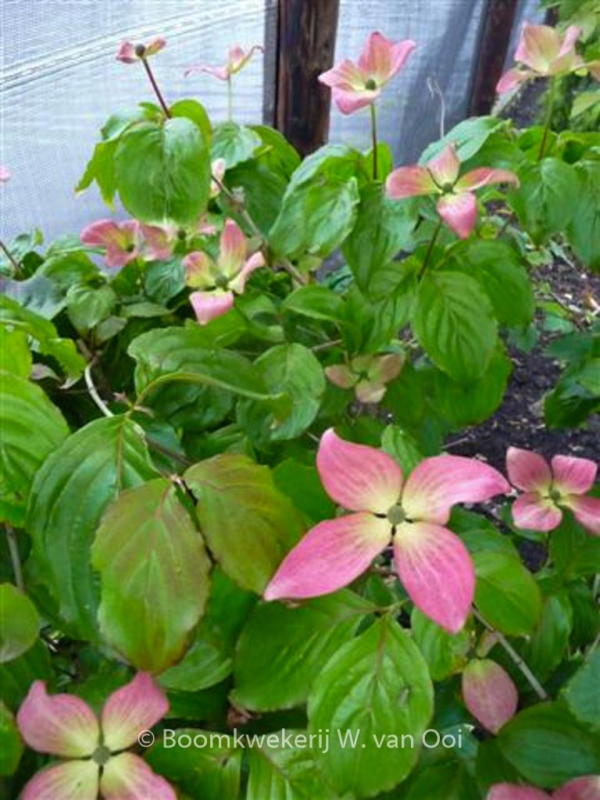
left=264, top=429, right=510, bottom=633
left=497, top=23, right=600, bottom=94
left=462, top=658, right=518, bottom=734
left=185, top=218, right=265, bottom=325
left=386, top=142, right=519, bottom=239
left=116, top=38, right=166, bottom=64
left=318, top=31, right=416, bottom=115
left=185, top=44, right=264, bottom=81
left=507, top=447, right=600, bottom=535
left=16, top=673, right=175, bottom=800
left=80, top=219, right=174, bottom=268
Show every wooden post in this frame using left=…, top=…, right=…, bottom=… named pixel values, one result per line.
left=275, top=0, right=340, bottom=156
left=469, top=0, right=519, bottom=116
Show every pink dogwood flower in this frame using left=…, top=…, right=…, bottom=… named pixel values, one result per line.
left=325, top=353, right=404, bottom=403
left=185, top=44, right=264, bottom=81
left=264, top=430, right=510, bottom=633
left=318, top=32, right=416, bottom=115
left=0, top=165, right=11, bottom=182
left=487, top=776, right=600, bottom=800
left=185, top=219, right=265, bottom=325
left=497, top=23, right=600, bottom=94
left=16, top=673, right=175, bottom=800
left=116, top=38, right=166, bottom=64
left=386, top=143, right=519, bottom=238
left=507, top=447, right=600, bottom=535
left=462, top=659, right=518, bottom=734
left=80, top=220, right=173, bottom=268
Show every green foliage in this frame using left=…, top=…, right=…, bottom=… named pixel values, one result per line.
left=4, top=35, right=600, bottom=800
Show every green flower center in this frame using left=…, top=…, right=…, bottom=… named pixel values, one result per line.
left=548, top=487, right=562, bottom=504
left=92, top=745, right=112, bottom=766
left=365, top=78, right=377, bottom=90
left=215, top=274, right=229, bottom=290
left=386, top=504, right=407, bottom=526
left=441, top=182, right=455, bottom=194
left=134, top=44, right=146, bottom=58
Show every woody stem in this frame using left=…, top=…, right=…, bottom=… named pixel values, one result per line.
left=142, top=58, right=171, bottom=118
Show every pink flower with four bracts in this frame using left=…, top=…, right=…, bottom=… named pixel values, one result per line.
left=264, top=430, right=510, bottom=633
left=185, top=219, right=265, bottom=325
left=16, top=673, right=175, bottom=800
left=80, top=220, right=174, bottom=268
left=325, top=353, right=404, bottom=403
left=116, top=38, right=166, bottom=64
left=487, top=775, right=600, bottom=800
left=507, top=447, right=600, bottom=535
left=318, top=32, right=416, bottom=115
left=386, top=143, right=519, bottom=239
left=497, top=23, right=600, bottom=94
left=185, top=44, right=264, bottom=81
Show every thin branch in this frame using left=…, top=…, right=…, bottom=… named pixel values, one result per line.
left=141, top=58, right=171, bottom=118
left=0, top=239, right=21, bottom=274
left=85, top=364, right=114, bottom=418
left=5, top=525, right=25, bottom=592
left=473, top=608, right=548, bottom=700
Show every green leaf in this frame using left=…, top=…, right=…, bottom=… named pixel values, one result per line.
left=0, top=584, right=39, bottom=663
left=170, top=99, right=211, bottom=142
left=66, top=284, right=116, bottom=334
left=269, top=177, right=360, bottom=260
left=381, top=425, right=424, bottom=475
left=92, top=479, right=211, bottom=673
left=0, top=702, right=23, bottom=776
left=308, top=616, right=434, bottom=797
left=0, top=295, right=86, bottom=379
left=498, top=702, right=600, bottom=788
left=237, top=344, right=325, bottom=442
left=567, top=161, right=600, bottom=271
left=525, top=593, right=572, bottom=683
left=413, top=271, right=498, bottom=383
left=287, top=144, right=359, bottom=190
left=474, top=551, right=543, bottom=636
left=411, top=608, right=470, bottom=681
left=561, top=649, right=600, bottom=730
left=273, top=459, right=337, bottom=524
left=184, top=454, right=305, bottom=594
left=433, top=345, right=512, bottom=428
left=282, top=285, right=346, bottom=325
left=343, top=184, right=417, bottom=297
left=76, top=139, right=118, bottom=206
left=402, top=761, right=481, bottom=800
left=128, top=326, right=290, bottom=419
left=420, top=117, right=505, bottom=164
left=26, top=416, right=158, bottom=639
left=510, top=159, right=581, bottom=244
left=0, top=274, right=65, bottom=319
left=146, top=729, right=242, bottom=799
left=143, top=257, right=186, bottom=304
left=251, top=125, right=301, bottom=177
left=449, top=240, right=535, bottom=327
left=550, top=513, right=600, bottom=578
left=0, top=639, right=52, bottom=711
left=0, top=372, right=69, bottom=525
left=0, top=328, right=32, bottom=377
left=226, top=160, right=288, bottom=234
left=211, top=122, right=261, bottom=168
left=246, top=731, right=336, bottom=800
left=232, top=591, right=374, bottom=711
left=115, top=118, right=211, bottom=225
left=160, top=570, right=255, bottom=692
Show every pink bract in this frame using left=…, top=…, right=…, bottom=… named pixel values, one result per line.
left=185, top=219, right=265, bottom=325
left=507, top=447, right=600, bottom=535
left=386, top=143, right=518, bottom=239
left=496, top=23, right=591, bottom=94
left=185, top=44, right=264, bottom=81
left=116, top=38, right=166, bottom=64
left=264, top=429, right=509, bottom=632
left=462, top=659, right=519, bottom=733
left=17, top=674, right=175, bottom=800
left=319, top=32, right=416, bottom=115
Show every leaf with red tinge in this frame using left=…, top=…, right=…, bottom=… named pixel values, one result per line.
left=462, top=659, right=518, bottom=734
